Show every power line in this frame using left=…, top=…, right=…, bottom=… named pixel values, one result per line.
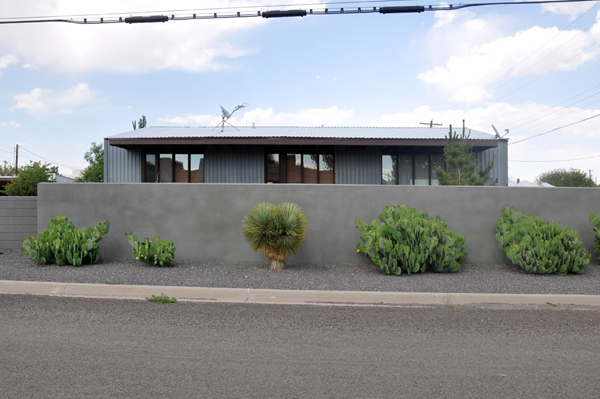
left=19, top=146, right=79, bottom=169
left=0, top=0, right=597, bottom=24
left=512, top=154, right=600, bottom=162
left=509, top=112, right=600, bottom=145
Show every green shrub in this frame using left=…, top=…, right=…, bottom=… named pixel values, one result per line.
left=125, top=232, right=175, bottom=266
left=588, top=212, right=600, bottom=261
left=21, top=214, right=110, bottom=266
left=355, top=204, right=467, bottom=275
left=242, top=202, right=308, bottom=271
left=495, top=205, right=589, bottom=275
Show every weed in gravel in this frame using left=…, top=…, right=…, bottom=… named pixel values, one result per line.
left=105, top=278, right=119, bottom=285
left=146, top=294, right=177, bottom=303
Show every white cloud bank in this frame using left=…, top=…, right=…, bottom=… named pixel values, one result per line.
left=11, top=82, right=93, bottom=113
left=0, top=54, right=18, bottom=74
left=0, top=121, right=22, bottom=128
left=418, top=10, right=600, bottom=103
left=0, top=0, right=282, bottom=73
left=542, top=2, right=597, bottom=20
left=159, top=106, right=354, bottom=126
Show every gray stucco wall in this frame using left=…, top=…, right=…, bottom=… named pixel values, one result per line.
left=37, top=184, right=600, bottom=265
left=0, top=197, right=37, bottom=249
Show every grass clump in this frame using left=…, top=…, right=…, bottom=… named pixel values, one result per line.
left=146, top=294, right=177, bottom=303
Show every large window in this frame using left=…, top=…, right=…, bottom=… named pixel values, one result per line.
left=144, top=152, right=204, bottom=183
left=266, top=152, right=334, bottom=184
left=382, top=153, right=444, bottom=186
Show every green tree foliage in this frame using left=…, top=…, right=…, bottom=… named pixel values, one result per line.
left=76, top=142, right=104, bottom=182
left=241, top=202, right=308, bottom=271
left=435, top=123, right=497, bottom=186
left=1, top=161, right=57, bottom=196
left=537, top=168, right=596, bottom=187
left=0, top=160, right=16, bottom=175
left=132, top=115, right=147, bottom=130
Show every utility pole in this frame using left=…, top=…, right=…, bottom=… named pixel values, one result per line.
left=15, top=144, right=18, bottom=176
left=589, top=169, right=593, bottom=180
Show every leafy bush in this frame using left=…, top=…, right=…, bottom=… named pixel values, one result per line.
left=2, top=161, right=57, bottom=196
left=242, top=202, right=308, bottom=271
left=21, top=214, right=110, bottom=266
left=588, top=212, right=600, bottom=261
left=355, top=204, right=467, bottom=275
left=125, top=232, right=175, bottom=266
left=495, top=205, right=589, bottom=275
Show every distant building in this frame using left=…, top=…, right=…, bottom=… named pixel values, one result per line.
left=104, top=126, right=508, bottom=186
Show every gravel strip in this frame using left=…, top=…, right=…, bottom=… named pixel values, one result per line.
left=1, top=248, right=600, bottom=295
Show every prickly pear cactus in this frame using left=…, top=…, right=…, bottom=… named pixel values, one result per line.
left=125, top=232, right=175, bottom=266
left=355, top=204, right=467, bottom=275
left=589, top=212, right=600, bottom=261
left=496, top=205, right=589, bottom=275
left=21, top=214, right=109, bottom=266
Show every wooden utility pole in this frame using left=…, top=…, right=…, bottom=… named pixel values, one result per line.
left=420, top=120, right=442, bottom=128
left=15, top=144, right=18, bottom=175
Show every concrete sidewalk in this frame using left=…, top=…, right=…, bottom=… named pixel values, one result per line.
left=2, top=280, right=600, bottom=307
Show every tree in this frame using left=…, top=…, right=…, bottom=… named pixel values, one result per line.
left=1, top=161, right=57, bottom=196
left=76, top=142, right=104, bottom=182
left=0, top=160, right=16, bottom=176
left=537, top=168, right=596, bottom=187
left=435, top=122, right=497, bottom=186
left=132, top=115, right=147, bottom=130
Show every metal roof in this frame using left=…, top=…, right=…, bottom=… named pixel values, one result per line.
left=107, top=126, right=496, bottom=141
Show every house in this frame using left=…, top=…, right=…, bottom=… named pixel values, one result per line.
left=104, top=126, right=508, bottom=185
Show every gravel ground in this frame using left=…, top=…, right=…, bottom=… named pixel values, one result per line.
left=1, top=248, right=600, bottom=295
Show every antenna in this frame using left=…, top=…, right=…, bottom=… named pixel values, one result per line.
left=214, top=103, right=247, bottom=132
left=491, top=124, right=509, bottom=138
left=420, top=119, right=442, bottom=128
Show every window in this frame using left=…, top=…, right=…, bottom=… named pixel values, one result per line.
left=266, top=151, right=334, bottom=184
left=144, top=152, right=204, bottom=183
left=382, top=153, right=444, bottom=186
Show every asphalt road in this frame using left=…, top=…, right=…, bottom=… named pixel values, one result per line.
left=2, top=294, right=600, bottom=398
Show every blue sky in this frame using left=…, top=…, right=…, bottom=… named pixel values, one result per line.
left=0, top=0, right=599, bottom=182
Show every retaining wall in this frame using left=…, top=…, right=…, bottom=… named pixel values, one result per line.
left=0, top=197, right=37, bottom=249
left=37, top=183, right=600, bottom=264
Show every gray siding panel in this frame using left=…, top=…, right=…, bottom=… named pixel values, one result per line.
left=205, top=146, right=264, bottom=183
left=104, top=139, right=142, bottom=183
left=476, top=139, right=508, bottom=186
left=0, top=197, right=37, bottom=248
left=335, top=147, right=381, bottom=185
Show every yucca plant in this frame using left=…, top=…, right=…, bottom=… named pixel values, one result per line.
left=242, top=202, right=308, bottom=271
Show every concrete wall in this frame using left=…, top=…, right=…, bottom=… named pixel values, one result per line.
left=0, top=197, right=37, bottom=249
left=37, top=183, right=600, bottom=265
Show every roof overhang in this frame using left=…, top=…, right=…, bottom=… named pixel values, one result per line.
left=108, top=136, right=498, bottom=149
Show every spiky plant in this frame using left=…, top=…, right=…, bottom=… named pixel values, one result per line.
left=242, top=202, right=308, bottom=271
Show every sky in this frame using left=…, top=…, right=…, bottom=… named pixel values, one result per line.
left=0, top=0, right=599, bottom=182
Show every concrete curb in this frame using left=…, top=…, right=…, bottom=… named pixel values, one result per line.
left=2, top=280, right=600, bottom=307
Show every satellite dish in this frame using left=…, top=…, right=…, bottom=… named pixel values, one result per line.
left=214, top=103, right=247, bottom=132
left=491, top=124, right=509, bottom=139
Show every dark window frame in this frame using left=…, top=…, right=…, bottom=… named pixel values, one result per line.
left=265, top=150, right=335, bottom=184
left=381, top=152, right=444, bottom=186
left=142, top=151, right=205, bottom=183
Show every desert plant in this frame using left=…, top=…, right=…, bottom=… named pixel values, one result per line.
left=125, top=232, right=175, bottom=266
left=242, top=202, right=308, bottom=271
left=496, top=205, right=589, bottom=275
left=589, top=212, right=600, bottom=260
left=146, top=294, right=177, bottom=303
left=21, top=214, right=110, bottom=266
left=355, top=204, right=467, bottom=275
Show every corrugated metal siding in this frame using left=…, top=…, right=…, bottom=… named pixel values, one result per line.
left=476, top=139, right=508, bottom=186
left=205, top=146, right=264, bottom=183
left=335, top=147, right=381, bottom=185
left=104, top=139, right=141, bottom=183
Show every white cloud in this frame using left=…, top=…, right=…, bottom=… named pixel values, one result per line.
left=0, top=0, right=283, bottom=73
left=11, top=82, right=93, bottom=113
left=9, top=121, right=21, bottom=128
left=159, top=106, right=354, bottom=126
left=542, top=2, right=596, bottom=20
left=418, top=12, right=600, bottom=103
left=0, top=54, right=18, bottom=73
